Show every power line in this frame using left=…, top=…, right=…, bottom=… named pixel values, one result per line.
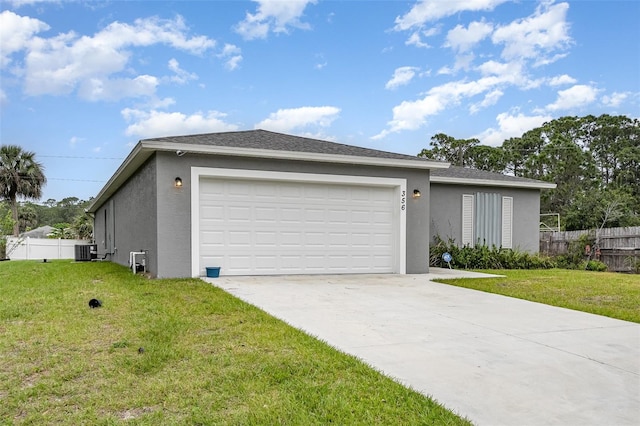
left=48, top=178, right=106, bottom=183
left=38, top=155, right=124, bottom=160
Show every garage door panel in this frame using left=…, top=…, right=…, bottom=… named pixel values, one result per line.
left=255, top=231, right=277, bottom=247
left=281, top=231, right=303, bottom=246
left=199, top=177, right=398, bottom=275
left=373, top=211, right=393, bottom=223
left=328, top=209, right=349, bottom=224
left=305, top=232, right=326, bottom=247
left=305, top=208, right=325, bottom=223
left=227, top=181, right=252, bottom=196
left=282, top=208, right=304, bottom=223
left=255, top=206, right=277, bottom=221
left=201, top=205, right=224, bottom=220
left=373, top=233, right=394, bottom=246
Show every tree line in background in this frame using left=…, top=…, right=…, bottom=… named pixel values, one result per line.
left=1, top=144, right=93, bottom=242
left=418, top=114, right=640, bottom=231
left=0, top=197, right=93, bottom=239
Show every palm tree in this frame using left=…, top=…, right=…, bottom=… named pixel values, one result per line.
left=0, top=145, right=46, bottom=236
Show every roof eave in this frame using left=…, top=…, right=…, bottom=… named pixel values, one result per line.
left=430, top=175, right=557, bottom=189
left=87, top=142, right=450, bottom=212
left=141, top=141, right=450, bottom=170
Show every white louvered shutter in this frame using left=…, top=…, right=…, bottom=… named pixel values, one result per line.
left=462, top=194, right=474, bottom=247
left=501, top=196, right=513, bottom=249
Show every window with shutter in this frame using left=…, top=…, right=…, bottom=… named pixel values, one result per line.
left=501, top=196, right=513, bottom=249
left=462, top=194, right=474, bottom=246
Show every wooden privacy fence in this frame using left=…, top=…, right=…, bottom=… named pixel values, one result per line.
left=540, top=226, right=640, bottom=273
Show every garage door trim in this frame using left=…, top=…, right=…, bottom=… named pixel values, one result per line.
left=191, top=167, right=407, bottom=277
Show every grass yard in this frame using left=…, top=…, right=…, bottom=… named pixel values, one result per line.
left=0, top=260, right=469, bottom=425
left=434, top=269, right=640, bottom=323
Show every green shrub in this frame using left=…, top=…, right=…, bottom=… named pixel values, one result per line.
left=582, top=260, right=608, bottom=272
left=429, top=235, right=556, bottom=270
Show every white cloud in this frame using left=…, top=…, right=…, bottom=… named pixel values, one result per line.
left=445, top=20, right=493, bottom=53
left=475, top=112, right=552, bottom=146
left=69, top=136, right=84, bottom=147
left=405, top=26, right=441, bottom=48
left=149, top=97, right=176, bottom=109
left=0, top=10, right=49, bottom=68
left=168, top=58, right=198, bottom=84
left=122, top=109, right=239, bottom=139
left=544, top=84, right=599, bottom=111
left=9, top=13, right=215, bottom=100
left=375, top=74, right=516, bottom=138
left=492, top=2, right=572, bottom=63
left=548, top=74, right=576, bottom=86
left=601, top=92, right=629, bottom=108
left=78, top=75, right=159, bottom=101
left=372, top=93, right=446, bottom=140
left=394, top=0, right=507, bottom=31
left=235, top=0, right=317, bottom=40
left=385, top=66, right=419, bottom=90
left=405, top=31, right=431, bottom=48
left=255, top=106, right=340, bottom=133
left=469, top=89, right=503, bottom=114
left=217, top=44, right=243, bottom=70
left=379, top=2, right=577, bottom=139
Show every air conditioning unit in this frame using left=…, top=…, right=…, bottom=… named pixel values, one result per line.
left=75, top=245, right=92, bottom=262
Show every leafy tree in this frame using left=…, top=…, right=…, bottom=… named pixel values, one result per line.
left=72, top=213, right=93, bottom=240
left=49, top=223, right=74, bottom=239
left=418, top=114, right=640, bottom=231
left=418, top=133, right=480, bottom=166
left=0, top=202, right=13, bottom=234
left=0, top=145, right=46, bottom=236
left=466, top=145, right=506, bottom=173
left=18, top=204, right=38, bottom=233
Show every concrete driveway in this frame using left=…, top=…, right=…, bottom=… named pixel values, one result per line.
left=207, top=270, right=640, bottom=425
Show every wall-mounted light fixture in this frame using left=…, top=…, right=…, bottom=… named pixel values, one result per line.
left=413, top=189, right=421, bottom=199
left=174, top=177, right=183, bottom=188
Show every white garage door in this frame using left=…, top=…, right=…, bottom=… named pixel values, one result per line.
left=198, top=175, right=400, bottom=276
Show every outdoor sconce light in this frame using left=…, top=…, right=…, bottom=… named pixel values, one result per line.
left=413, top=189, right=421, bottom=199
left=174, top=177, right=183, bottom=188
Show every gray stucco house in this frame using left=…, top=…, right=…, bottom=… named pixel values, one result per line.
left=87, top=130, right=444, bottom=277
left=87, top=130, right=554, bottom=278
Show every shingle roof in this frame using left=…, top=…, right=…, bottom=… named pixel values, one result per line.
left=431, top=166, right=555, bottom=188
left=143, top=129, right=435, bottom=163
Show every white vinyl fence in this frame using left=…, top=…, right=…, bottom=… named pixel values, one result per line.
left=6, top=237, right=91, bottom=260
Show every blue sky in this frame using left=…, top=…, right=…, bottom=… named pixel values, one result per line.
left=1, top=0, right=639, bottom=202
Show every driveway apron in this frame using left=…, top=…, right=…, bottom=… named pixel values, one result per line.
left=208, top=270, right=640, bottom=426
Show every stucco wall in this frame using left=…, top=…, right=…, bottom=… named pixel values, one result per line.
left=430, top=183, right=541, bottom=253
left=94, top=156, right=158, bottom=274
left=154, top=151, right=431, bottom=277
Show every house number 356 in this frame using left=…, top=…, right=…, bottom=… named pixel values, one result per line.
left=401, top=190, right=406, bottom=210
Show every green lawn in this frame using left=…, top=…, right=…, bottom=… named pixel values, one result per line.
left=433, top=269, right=640, bottom=323
left=0, top=260, right=469, bottom=425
